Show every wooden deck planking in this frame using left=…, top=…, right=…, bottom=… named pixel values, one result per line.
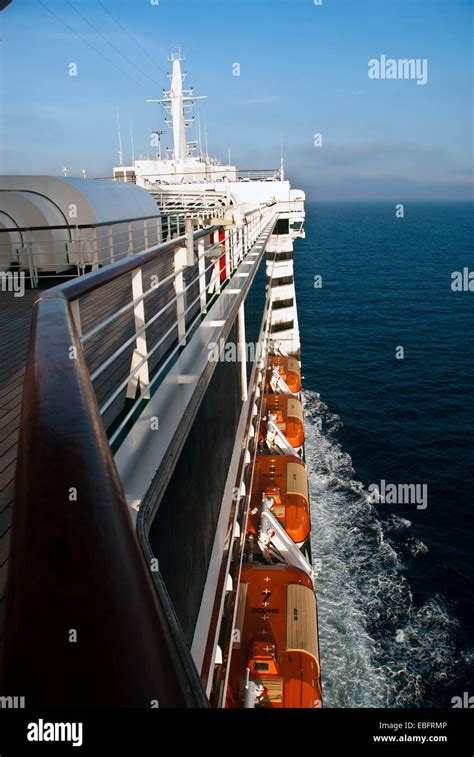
left=0, top=289, right=36, bottom=655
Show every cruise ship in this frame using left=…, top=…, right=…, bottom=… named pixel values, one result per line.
left=0, top=50, right=321, bottom=709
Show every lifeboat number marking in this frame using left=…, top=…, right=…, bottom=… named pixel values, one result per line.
left=251, top=607, right=279, bottom=614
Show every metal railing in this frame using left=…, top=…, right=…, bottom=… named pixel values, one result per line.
left=66, top=205, right=274, bottom=440
left=102, top=167, right=282, bottom=184
left=1, top=204, right=277, bottom=707
left=235, top=168, right=281, bottom=181
left=149, top=189, right=230, bottom=219
left=0, top=213, right=165, bottom=284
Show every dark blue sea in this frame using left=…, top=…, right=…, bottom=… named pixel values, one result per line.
left=296, top=202, right=474, bottom=707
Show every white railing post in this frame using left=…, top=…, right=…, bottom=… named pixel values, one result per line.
left=92, top=228, right=99, bottom=270
left=174, top=245, right=187, bottom=347
left=213, top=230, right=221, bottom=295
left=144, top=219, right=149, bottom=249
left=126, top=267, right=150, bottom=400
left=198, top=236, right=207, bottom=314
left=230, top=228, right=236, bottom=271
left=128, top=221, right=133, bottom=256
left=79, top=235, right=85, bottom=276
left=70, top=299, right=82, bottom=337
left=26, top=234, right=38, bottom=288
left=108, top=225, right=114, bottom=264
left=224, top=228, right=230, bottom=281
left=185, top=218, right=194, bottom=266
left=73, top=225, right=80, bottom=277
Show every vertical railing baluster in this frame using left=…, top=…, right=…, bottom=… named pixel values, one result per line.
left=144, top=219, right=149, bottom=249
left=224, top=228, right=230, bottom=281
left=70, top=299, right=82, bottom=337
left=126, top=267, right=150, bottom=400
left=185, top=219, right=194, bottom=266
left=198, top=236, right=206, bottom=314
left=92, top=228, right=99, bottom=271
left=174, top=245, right=187, bottom=346
left=214, top=230, right=221, bottom=295
left=108, top=225, right=114, bottom=264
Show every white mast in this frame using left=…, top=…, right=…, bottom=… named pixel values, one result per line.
left=116, top=110, right=123, bottom=167
left=129, top=116, right=135, bottom=164
left=146, top=48, right=206, bottom=165
left=170, top=54, right=186, bottom=162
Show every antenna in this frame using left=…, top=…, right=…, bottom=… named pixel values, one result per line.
left=116, top=110, right=123, bottom=167
left=129, top=115, right=135, bottom=164
left=197, top=103, right=203, bottom=160
left=152, top=130, right=165, bottom=159
left=203, top=107, right=209, bottom=158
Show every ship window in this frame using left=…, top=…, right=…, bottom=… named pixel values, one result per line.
left=272, top=298, right=294, bottom=310
left=269, top=250, right=293, bottom=262
left=270, top=275, right=293, bottom=288
left=271, top=320, right=294, bottom=334
left=273, top=218, right=290, bottom=235
left=254, top=663, right=269, bottom=671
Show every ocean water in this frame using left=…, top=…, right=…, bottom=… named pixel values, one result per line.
left=295, top=202, right=474, bottom=707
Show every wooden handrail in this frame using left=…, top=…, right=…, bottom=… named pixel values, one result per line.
left=0, top=291, right=208, bottom=707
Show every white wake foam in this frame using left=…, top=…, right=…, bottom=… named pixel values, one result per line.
left=303, top=389, right=466, bottom=707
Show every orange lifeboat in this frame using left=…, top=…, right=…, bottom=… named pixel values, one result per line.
left=227, top=564, right=322, bottom=708
left=248, top=455, right=310, bottom=545
left=260, top=394, right=305, bottom=449
left=265, top=355, right=301, bottom=394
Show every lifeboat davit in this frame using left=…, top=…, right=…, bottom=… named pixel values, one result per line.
left=227, top=564, right=322, bottom=708
left=265, top=355, right=302, bottom=394
left=248, top=455, right=310, bottom=545
left=260, top=394, right=305, bottom=449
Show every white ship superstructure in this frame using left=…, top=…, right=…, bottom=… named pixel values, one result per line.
left=114, top=49, right=305, bottom=355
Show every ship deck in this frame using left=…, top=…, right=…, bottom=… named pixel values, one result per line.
left=0, top=277, right=159, bottom=656
left=0, top=290, right=36, bottom=650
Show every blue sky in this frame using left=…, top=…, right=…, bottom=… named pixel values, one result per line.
left=0, top=0, right=472, bottom=200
